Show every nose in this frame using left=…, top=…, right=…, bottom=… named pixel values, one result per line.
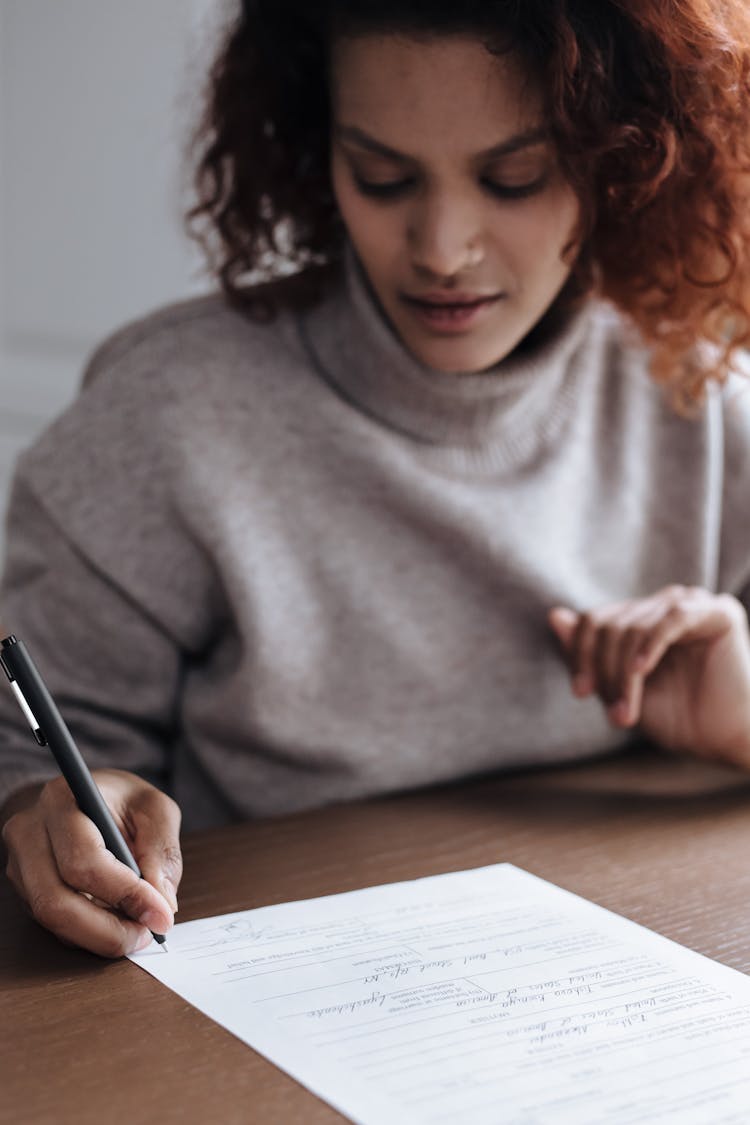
left=407, top=190, right=484, bottom=279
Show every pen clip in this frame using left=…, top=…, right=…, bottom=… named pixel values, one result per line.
left=1, top=654, right=47, bottom=746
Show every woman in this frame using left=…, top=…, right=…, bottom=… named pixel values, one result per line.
left=2, top=0, right=750, bottom=957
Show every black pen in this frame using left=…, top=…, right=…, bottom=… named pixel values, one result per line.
left=0, top=634, right=168, bottom=951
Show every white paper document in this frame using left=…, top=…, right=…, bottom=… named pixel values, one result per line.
left=129, top=864, right=750, bottom=1124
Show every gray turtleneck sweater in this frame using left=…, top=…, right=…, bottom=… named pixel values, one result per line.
left=1, top=249, right=750, bottom=829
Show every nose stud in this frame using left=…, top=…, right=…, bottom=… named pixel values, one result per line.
left=465, top=242, right=484, bottom=267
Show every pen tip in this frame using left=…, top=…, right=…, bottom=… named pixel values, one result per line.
left=161, top=942, right=169, bottom=953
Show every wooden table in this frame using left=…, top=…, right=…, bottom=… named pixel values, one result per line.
left=2, top=746, right=750, bottom=1125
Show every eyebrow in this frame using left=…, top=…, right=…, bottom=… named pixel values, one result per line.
left=333, top=124, right=550, bottom=163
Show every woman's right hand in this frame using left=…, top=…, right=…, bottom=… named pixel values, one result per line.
left=2, top=769, right=181, bottom=958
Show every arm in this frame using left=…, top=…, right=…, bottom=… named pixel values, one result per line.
left=0, top=479, right=183, bottom=806
left=547, top=378, right=750, bottom=766
left=0, top=478, right=185, bottom=954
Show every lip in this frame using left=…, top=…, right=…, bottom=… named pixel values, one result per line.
left=400, top=292, right=502, bottom=334
left=403, top=291, right=502, bottom=306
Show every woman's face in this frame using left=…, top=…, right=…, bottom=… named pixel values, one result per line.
left=329, top=34, right=581, bottom=373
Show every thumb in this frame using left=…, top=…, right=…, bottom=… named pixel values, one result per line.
left=548, top=605, right=579, bottom=650
left=129, top=789, right=183, bottom=915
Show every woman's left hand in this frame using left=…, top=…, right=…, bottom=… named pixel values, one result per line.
left=548, top=585, right=750, bottom=768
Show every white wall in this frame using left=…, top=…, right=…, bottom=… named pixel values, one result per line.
left=0, top=0, right=231, bottom=559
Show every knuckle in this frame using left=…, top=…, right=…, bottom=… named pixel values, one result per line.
left=161, top=844, right=183, bottom=880
left=664, top=583, right=688, bottom=603
left=29, top=890, right=69, bottom=930
left=116, top=884, right=146, bottom=918
left=1, top=813, right=24, bottom=851
left=56, top=847, right=98, bottom=890
left=664, top=603, right=687, bottom=625
left=39, top=776, right=74, bottom=816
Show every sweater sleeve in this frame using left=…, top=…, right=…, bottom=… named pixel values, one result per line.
left=0, top=476, right=183, bottom=808
left=0, top=308, right=230, bottom=812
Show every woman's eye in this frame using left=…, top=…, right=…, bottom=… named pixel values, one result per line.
left=482, top=176, right=549, bottom=200
left=351, top=172, right=549, bottom=202
left=353, top=175, right=413, bottom=199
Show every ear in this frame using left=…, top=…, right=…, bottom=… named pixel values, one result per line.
left=547, top=606, right=579, bottom=651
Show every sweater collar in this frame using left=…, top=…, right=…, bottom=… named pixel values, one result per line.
left=297, top=241, right=593, bottom=451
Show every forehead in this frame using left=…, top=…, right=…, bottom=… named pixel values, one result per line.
left=329, top=34, right=543, bottom=152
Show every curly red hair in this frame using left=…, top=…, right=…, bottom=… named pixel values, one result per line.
left=188, top=0, right=750, bottom=404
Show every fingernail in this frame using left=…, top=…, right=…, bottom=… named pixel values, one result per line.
left=573, top=674, right=590, bottom=696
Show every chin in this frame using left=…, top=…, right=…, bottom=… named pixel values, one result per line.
left=408, top=335, right=515, bottom=374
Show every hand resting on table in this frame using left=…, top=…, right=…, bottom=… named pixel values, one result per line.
left=2, top=769, right=181, bottom=958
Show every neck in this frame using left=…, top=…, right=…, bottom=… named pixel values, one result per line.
left=295, top=240, right=595, bottom=464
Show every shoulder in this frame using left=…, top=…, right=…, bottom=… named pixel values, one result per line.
left=82, top=263, right=339, bottom=400
left=15, top=265, right=342, bottom=515
left=82, top=291, right=250, bottom=388
left=584, top=298, right=750, bottom=427
left=29, top=264, right=342, bottom=460
left=577, top=298, right=749, bottom=435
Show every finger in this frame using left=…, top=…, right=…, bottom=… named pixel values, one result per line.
left=594, top=619, right=626, bottom=706
left=127, top=787, right=183, bottom=914
left=620, top=667, right=646, bottom=727
left=42, top=787, right=174, bottom=935
left=613, top=619, right=654, bottom=725
left=635, top=594, right=735, bottom=677
left=607, top=646, right=647, bottom=728
left=548, top=606, right=578, bottom=652
left=7, top=815, right=153, bottom=958
left=548, top=606, right=582, bottom=693
left=601, top=602, right=660, bottom=721
left=569, top=612, right=599, bottom=696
